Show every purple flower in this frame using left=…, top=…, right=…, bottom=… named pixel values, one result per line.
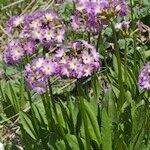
left=55, top=29, right=65, bottom=43
left=32, top=28, right=43, bottom=41
left=6, top=15, right=25, bottom=33
left=24, top=40, right=36, bottom=55
left=115, top=20, right=130, bottom=32
left=137, top=20, right=146, bottom=33
left=6, top=16, right=15, bottom=33
left=70, top=16, right=81, bottom=30
left=83, top=65, right=93, bottom=77
left=139, top=62, right=150, bottom=90
left=11, top=46, right=24, bottom=60
left=33, top=57, right=45, bottom=68
left=71, top=0, right=113, bottom=33
left=55, top=40, right=100, bottom=79
left=59, top=56, right=69, bottom=64
left=55, top=47, right=66, bottom=58
left=91, top=48, right=100, bottom=61
left=99, top=0, right=110, bottom=11
left=43, top=11, right=58, bottom=22
left=3, top=39, right=24, bottom=65
left=24, top=57, right=57, bottom=94
left=5, top=10, right=66, bottom=52
left=122, top=21, right=130, bottom=29
left=29, top=20, right=42, bottom=29
left=33, top=82, right=47, bottom=94
left=69, top=58, right=79, bottom=71
left=41, top=61, right=56, bottom=76
left=44, top=29, right=55, bottom=41
left=13, top=16, right=24, bottom=27
left=24, top=63, right=32, bottom=73
left=61, top=65, right=70, bottom=77
left=75, top=65, right=84, bottom=78
left=82, top=51, right=93, bottom=64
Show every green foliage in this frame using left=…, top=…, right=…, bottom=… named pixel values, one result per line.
left=0, top=0, right=150, bottom=149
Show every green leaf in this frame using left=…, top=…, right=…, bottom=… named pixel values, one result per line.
left=107, top=90, right=118, bottom=123
left=19, top=111, right=37, bottom=140
left=113, top=54, right=118, bottom=74
left=32, top=103, right=47, bottom=125
left=5, top=66, right=17, bottom=76
left=55, top=140, right=66, bottom=150
left=101, top=109, right=112, bottom=150
left=65, top=134, right=81, bottom=150
left=5, top=82, right=20, bottom=113
left=19, top=76, right=25, bottom=108
left=144, top=50, right=150, bottom=58
left=76, top=109, right=82, bottom=135
left=84, top=102, right=102, bottom=146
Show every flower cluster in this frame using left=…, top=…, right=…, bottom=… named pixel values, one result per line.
left=3, top=38, right=36, bottom=65
left=115, top=20, right=130, bottom=37
left=115, top=21, right=130, bottom=31
left=71, top=0, right=128, bottom=33
left=138, top=62, right=150, bottom=90
left=24, top=57, right=56, bottom=94
left=4, top=11, right=66, bottom=65
left=6, top=11, right=66, bottom=45
left=115, top=20, right=146, bottom=37
left=55, top=40, right=100, bottom=78
left=24, top=40, right=100, bottom=94
left=7, top=15, right=25, bottom=33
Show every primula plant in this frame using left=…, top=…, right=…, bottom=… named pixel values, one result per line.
left=0, top=0, right=150, bottom=150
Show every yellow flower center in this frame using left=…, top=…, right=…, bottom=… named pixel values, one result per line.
left=16, top=50, right=21, bottom=54
left=46, top=66, right=51, bottom=71
left=73, top=62, right=77, bottom=66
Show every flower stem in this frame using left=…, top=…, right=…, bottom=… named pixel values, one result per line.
left=48, top=79, right=66, bottom=138
left=130, top=0, right=134, bottom=27
left=130, top=0, right=138, bottom=76
left=124, top=39, right=128, bottom=82
left=133, top=36, right=138, bottom=77
left=96, top=32, right=109, bottom=70
left=96, top=32, right=101, bottom=51
left=111, top=21, right=124, bottom=109
left=88, top=32, right=91, bottom=44
left=73, top=1, right=76, bottom=10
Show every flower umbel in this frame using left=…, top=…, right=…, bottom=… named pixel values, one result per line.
left=139, top=62, right=150, bottom=90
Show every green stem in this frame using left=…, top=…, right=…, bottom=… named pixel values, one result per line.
left=130, top=0, right=134, bottom=27
left=96, top=32, right=109, bottom=71
left=41, top=93, right=52, bottom=131
left=124, top=39, right=128, bottom=82
left=130, top=0, right=138, bottom=76
left=133, top=36, right=137, bottom=77
left=96, top=32, right=101, bottom=51
left=88, top=32, right=91, bottom=44
left=48, top=79, right=66, bottom=138
left=43, top=47, right=47, bottom=56
left=73, top=1, right=76, bottom=10
left=77, top=81, right=91, bottom=150
left=47, top=80, right=72, bottom=148
left=111, top=21, right=124, bottom=109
